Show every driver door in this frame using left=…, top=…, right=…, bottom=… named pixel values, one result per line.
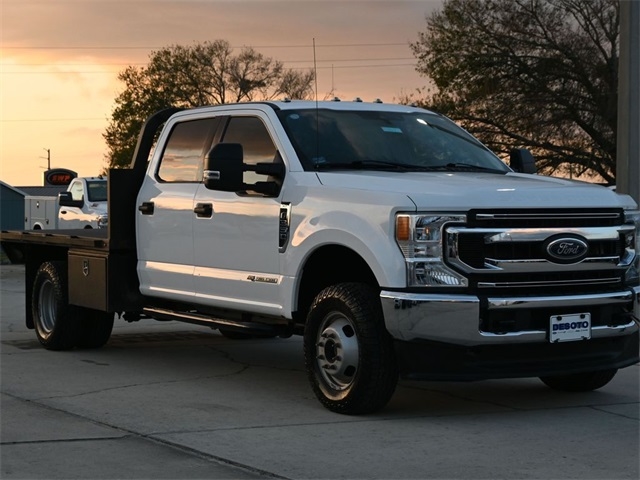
left=192, top=113, right=285, bottom=316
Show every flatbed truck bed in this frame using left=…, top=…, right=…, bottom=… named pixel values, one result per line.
left=1, top=229, right=108, bottom=250
left=1, top=214, right=137, bottom=329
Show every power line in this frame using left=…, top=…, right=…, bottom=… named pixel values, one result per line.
left=1, top=63, right=418, bottom=75
left=2, top=42, right=409, bottom=50
left=1, top=118, right=106, bottom=122
left=8, top=57, right=416, bottom=67
left=2, top=43, right=416, bottom=73
left=330, top=63, right=416, bottom=70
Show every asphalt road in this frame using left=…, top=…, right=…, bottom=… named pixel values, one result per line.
left=1, top=263, right=638, bottom=479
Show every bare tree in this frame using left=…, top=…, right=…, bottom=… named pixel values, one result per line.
left=410, top=0, right=619, bottom=183
left=104, top=40, right=315, bottom=169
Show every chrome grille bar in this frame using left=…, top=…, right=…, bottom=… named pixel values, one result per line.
left=475, top=212, right=622, bottom=221
left=478, top=277, right=621, bottom=289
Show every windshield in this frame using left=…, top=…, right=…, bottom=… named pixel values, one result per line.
left=86, top=180, right=107, bottom=202
left=277, top=108, right=509, bottom=173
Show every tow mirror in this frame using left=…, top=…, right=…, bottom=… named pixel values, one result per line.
left=58, top=191, right=84, bottom=208
left=253, top=161, right=285, bottom=179
left=204, top=143, right=244, bottom=191
left=509, top=148, right=537, bottom=174
left=204, top=143, right=285, bottom=196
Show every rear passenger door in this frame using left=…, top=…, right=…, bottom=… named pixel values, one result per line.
left=192, top=113, right=285, bottom=316
left=136, top=116, right=220, bottom=302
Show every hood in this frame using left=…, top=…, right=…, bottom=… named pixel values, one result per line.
left=88, top=202, right=108, bottom=215
left=315, top=171, right=637, bottom=210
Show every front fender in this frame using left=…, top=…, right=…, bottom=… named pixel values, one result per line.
left=282, top=191, right=415, bottom=289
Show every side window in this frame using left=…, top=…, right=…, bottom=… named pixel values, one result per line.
left=221, top=116, right=278, bottom=185
left=157, top=118, right=217, bottom=183
left=69, top=181, right=84, bottom=202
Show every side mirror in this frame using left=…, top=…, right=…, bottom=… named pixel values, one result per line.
left=253, top=161, right=285, bottom=179
left=204, top=143, right=244, bottom=192
left=58, top=191, right=84, bottom=208
left=204, top=143, right=285, bottom=196
left=509, top=148, right=537, bottom=174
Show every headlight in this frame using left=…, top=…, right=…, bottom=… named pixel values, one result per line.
left=97, top=214, right=109, bottom=229
left=623, top=209, right=639, bottom=286
left=395, top=213, right=468, bottom=287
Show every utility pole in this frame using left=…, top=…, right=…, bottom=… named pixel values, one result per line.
left=617, top=0, right=639, bottom=205
left=41, top=148, right=51, bottom=170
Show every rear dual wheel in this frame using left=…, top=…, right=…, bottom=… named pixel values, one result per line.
left=32, top=261, right=113, bottom=350
left=76, top=308, right=114, bottom=349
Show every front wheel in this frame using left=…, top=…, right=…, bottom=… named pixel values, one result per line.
left=303, top=283, right=398, bottom=415
left=32, top=261, right=79, bottom=350
left=539, top=369, right=618, bottom=392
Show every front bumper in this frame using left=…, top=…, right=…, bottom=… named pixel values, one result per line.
left=380, top=286, right=640, bottom=346
left=392, top=333, right=639, bottom=381
left=380, top=286, right=640, bottom=381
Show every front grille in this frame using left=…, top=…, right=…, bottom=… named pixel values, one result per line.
left=458, top=235, right=623, bottom=268
left=446, top=209, right=633, bottom=295
left=468, top=208, right=624, bottom=228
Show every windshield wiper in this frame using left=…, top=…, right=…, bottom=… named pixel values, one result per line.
left=313, top=160, right=505, bottom=173
left=444, top=162, right=506, bottom=173
left=314, top=160, right=418, bottom=171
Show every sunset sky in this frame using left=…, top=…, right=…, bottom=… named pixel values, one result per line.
left=1, top=0, right=441, bottom=187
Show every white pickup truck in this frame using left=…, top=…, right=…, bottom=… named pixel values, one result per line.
left=58, top=176, right=108, bottom=229
left=1, top=100, right=638, bottom=414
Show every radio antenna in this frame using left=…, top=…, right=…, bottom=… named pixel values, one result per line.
left=313, top=38, right=318, bottom=103
left=313, top=38, right=319, bottom=166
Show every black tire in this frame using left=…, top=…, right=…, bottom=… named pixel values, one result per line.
left=539, top=369, right=618, bottom=392
left=32, top=261, right=79, bottom=350
left=303, top=283, right=398, bottom=415
left=75, top=307, right=114, bottom=349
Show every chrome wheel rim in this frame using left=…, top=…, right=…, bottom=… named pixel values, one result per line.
left=315, top=312, right=359, bottom=391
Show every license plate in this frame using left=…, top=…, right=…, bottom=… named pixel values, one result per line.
left=549, top=313, right=591, bottom=343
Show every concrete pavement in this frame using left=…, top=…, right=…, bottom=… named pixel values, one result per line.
left=1, top=263, right=638, bottom=479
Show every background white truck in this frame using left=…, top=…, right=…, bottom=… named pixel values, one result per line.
left=24, top=196, right=59, bottom=230
left=57, top=176, right=108, bottom=229
left=23, top=177, right=108, bottom=230
left=1, top=101, right=638, bottom=414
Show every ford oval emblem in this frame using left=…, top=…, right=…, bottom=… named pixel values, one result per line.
left=545, top=237, right=589, bottom=263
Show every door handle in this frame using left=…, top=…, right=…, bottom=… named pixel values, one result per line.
left=194, top=203, right=213, bottom=218
left=138, top=201, right=154, bottom=215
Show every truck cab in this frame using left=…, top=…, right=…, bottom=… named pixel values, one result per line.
left=58, top=177, right=108, bottom=229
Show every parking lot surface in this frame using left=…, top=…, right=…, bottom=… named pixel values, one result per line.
left=1, top=263, right=638, bottom=479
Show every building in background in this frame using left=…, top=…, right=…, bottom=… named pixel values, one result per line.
left=0, top=181, right=26, bottom=231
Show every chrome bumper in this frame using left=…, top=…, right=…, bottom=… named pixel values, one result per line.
left=380, top=286, right=640, bottom=346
